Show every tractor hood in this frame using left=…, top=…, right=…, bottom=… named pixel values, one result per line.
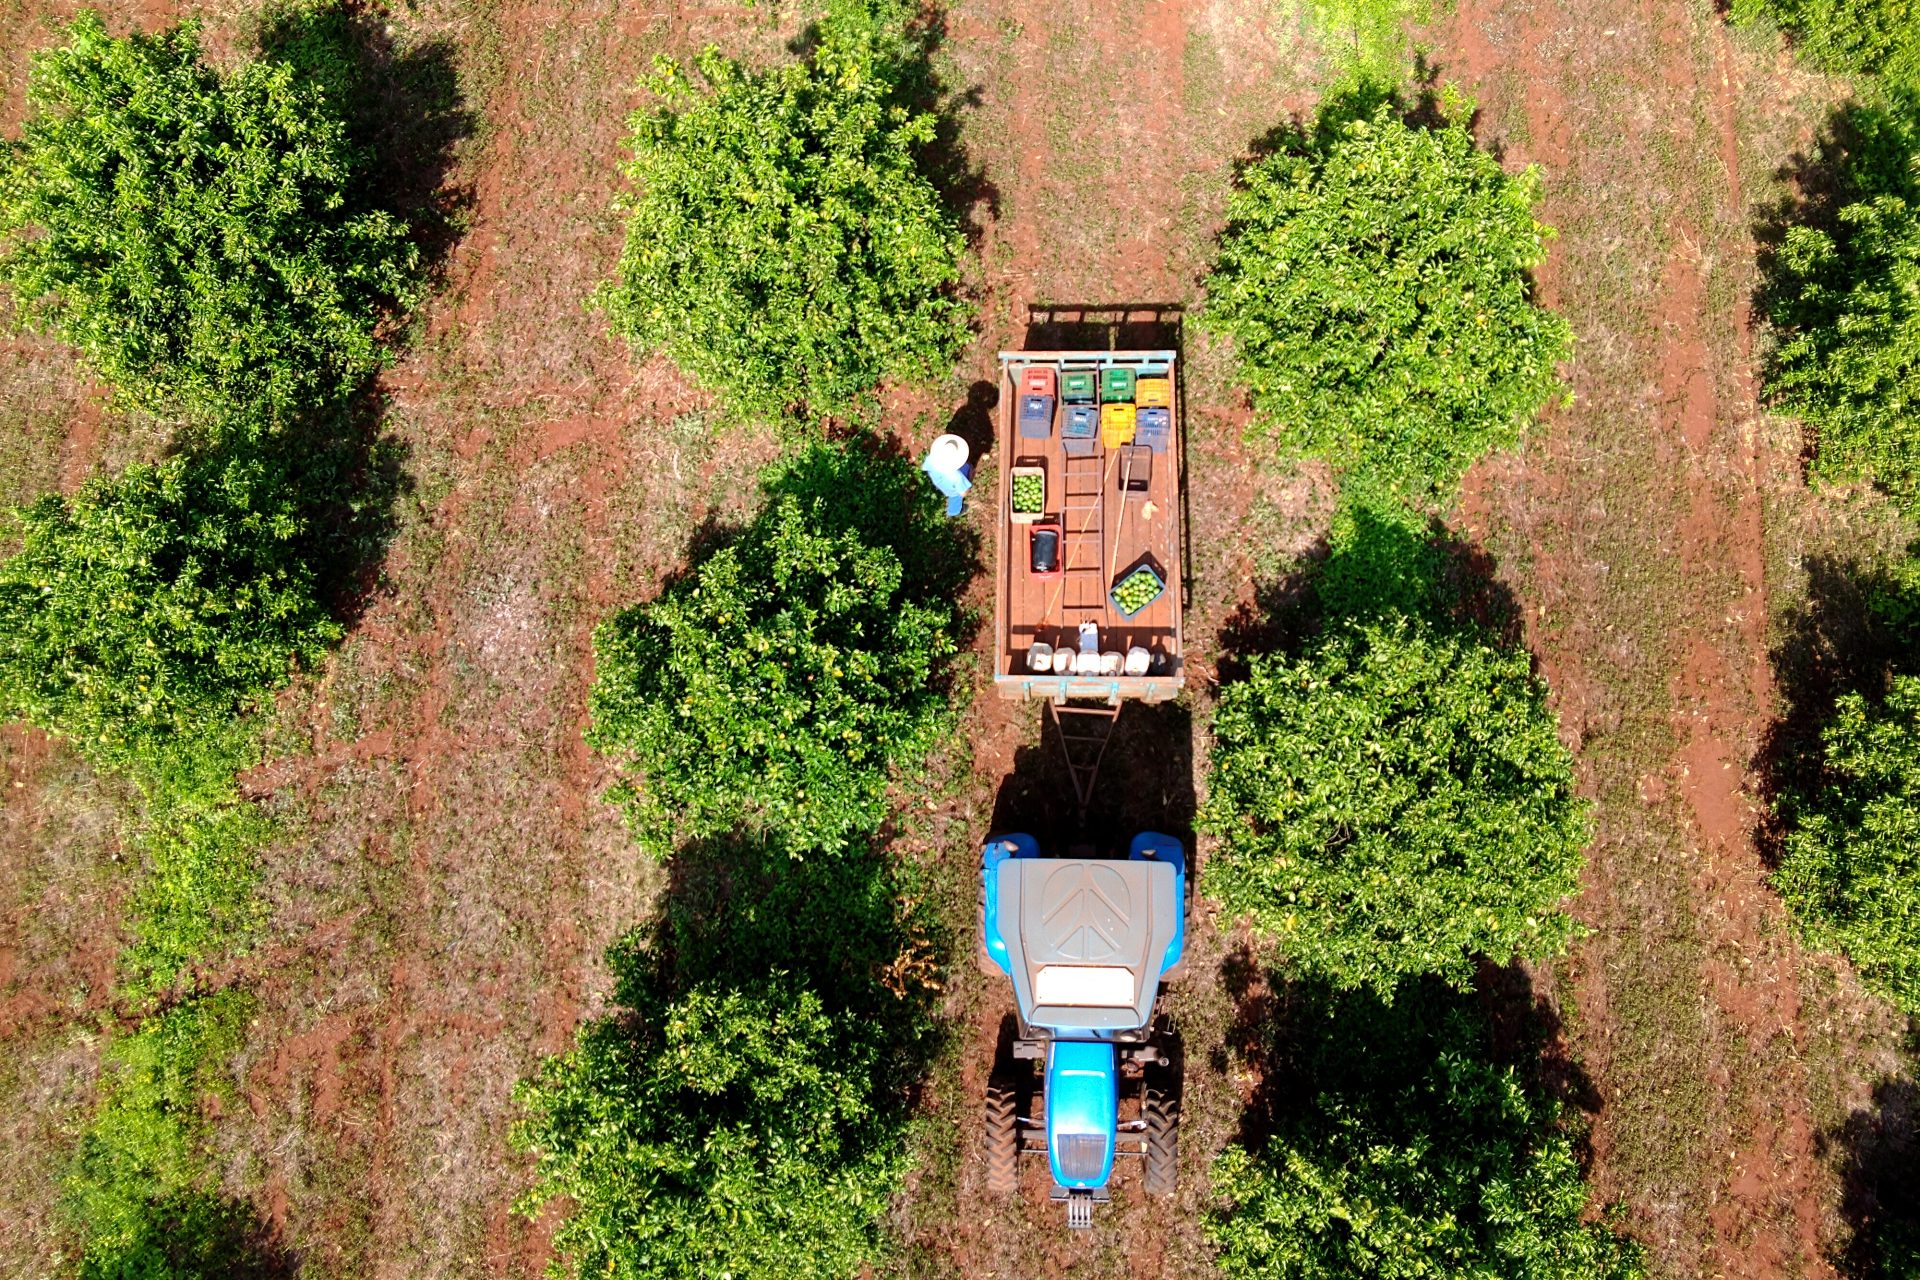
left=993, top=855, right=1180, bottom=1032
left=1046, top=1040, right=1118, bottom=1190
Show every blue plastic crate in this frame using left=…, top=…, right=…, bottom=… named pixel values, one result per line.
left=1062, top=404, right=1099, bottom=437
left=1019, top=394, right=1055, bottom=439
left=1135, top=406, right=1171, bottom=454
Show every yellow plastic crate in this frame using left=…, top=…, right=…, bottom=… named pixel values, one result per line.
left=1100, top=402, right=1136, bottom=448
left=1136, top=377, right=1171, bottom=408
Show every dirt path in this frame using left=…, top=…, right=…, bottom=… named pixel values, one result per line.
left=906, top=0, right=1318, bottom=1274
left=1445, top=0, right=1862, bottom=1271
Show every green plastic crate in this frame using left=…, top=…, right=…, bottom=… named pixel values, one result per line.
left=1100, top=367, right=1136, bottom=402
left=1061, top=369, right=1097, bottom=402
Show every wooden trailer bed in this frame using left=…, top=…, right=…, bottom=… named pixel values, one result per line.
left=992, top=350, right=1185, bottom=704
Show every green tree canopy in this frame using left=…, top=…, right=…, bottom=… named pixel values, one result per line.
left=0, top=450, right=341, bottom=759
left=1732, top=0, right=1920, bottom=82
left=1759, top=86, right=1920, bottom=517
left=598, top=0, right=970, bottom=422
left=0, top=11, right=419, bottom=421
left=1207, top=983, right=1644, bottom=1280
left=588, top=441, right=966, bottom=857
left=1202, top=502, right=1589, bottom=995
left=65, top=995, right=276, bottom=1280
left=1201, top=82, right=1570, bottom=503
left=1775, top=673, right=1920, bottom=1014
left=512, top=841, right=936, bottom=1280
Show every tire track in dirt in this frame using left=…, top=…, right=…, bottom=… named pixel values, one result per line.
left=228, top=2, right=706, bottom=1273
left=927, top=1, right=1287, bottom=1276
left=1445, top=0, right=1830, bottom=1271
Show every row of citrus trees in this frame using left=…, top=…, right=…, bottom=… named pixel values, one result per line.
left=1195, top=79, right=1643, bottom=1279
left=0, top=5, right=429, bottom=1274
left=1739, top=0, right=1920, bottom=1022
left=1733, top=2, right=1920, bottom=1273
left=506, top=2, right=977, bottom=1276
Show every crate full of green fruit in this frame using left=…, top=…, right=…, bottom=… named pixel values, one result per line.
left=1109, top=563, right=1165, bottom=618
left=1010, top=465, right=1046, bottom=524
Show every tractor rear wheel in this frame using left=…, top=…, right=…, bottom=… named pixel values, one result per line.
left=1143, top=1073, right=1179, bottom=1197
left=985, top=1071, right=1019, bottom=1195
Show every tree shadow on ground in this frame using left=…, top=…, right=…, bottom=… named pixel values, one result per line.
left=987, top=699, right=1196, bottom=864
left=255, top=394, right=412, bottom=633
left=1752, top=550, right=1920, bottom=865
left=240, top=0, right=478, bottom=632
left=649, top=832, right=945, bottom=1105
left=1825, top=1069, right=1920, bottom=1279
left=1021, top=303, right=1184, bottom=353
left=256, top=0, right=476, bottom=282
left=1214, top=499, right=1525, bottom=686
left=78, top=1190, right=298, bottom=1280
left=1221, top=965, right=1600, bottom=1167
left=893, top=2, right=998, bottom=250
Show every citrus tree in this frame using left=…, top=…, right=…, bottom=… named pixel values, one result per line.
left=1204, top=613, right=1587, bottom=995
left=1201, top=82, right=1570, bottom=503
left=599, top=0, right=969, bottom=422
left=0, top=11, right=419, bottom=421
left=1202, top=494, right=1588, bottom=994
left=588, top=442, right=964, bottom=857
left=1774, top=674, right=1920, bottom=1014
left=1208, top=985, right=1644, bottom=1280
left=0, top=451, right=340, bottom=759
left=1759, top=86, right=1920, bottom=516
left=513, top=843, right=935, bottom=1280
left=1732, top=0, right=1920, bottom=81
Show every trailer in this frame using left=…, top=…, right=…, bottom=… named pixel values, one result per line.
left=992, top=348, right=1185, bottom=704
left=991, top=349, right=1186, bottom=814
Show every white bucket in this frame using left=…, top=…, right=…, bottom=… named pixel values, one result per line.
left=1051, top=648, right=1073, bottom=674
left=1027, top=642, right=1053, bottom=672
left=926, top=434, right=969, bottom=472
left=1100, top=651, right=1122, bottom=675
left=1125, top=646, right=1152, bottom=676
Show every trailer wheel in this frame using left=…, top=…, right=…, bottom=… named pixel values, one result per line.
left=985, top=1071, right=1019, bottom=1195
left=1143, top=1074, right=1178, bottom=1197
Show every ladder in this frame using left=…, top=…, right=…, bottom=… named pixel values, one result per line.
left=1059, top=449, right=1107, bottom=621
left=1049, top=700, right=1121, bottom=820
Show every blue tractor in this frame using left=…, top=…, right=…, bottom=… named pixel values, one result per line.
left=980, top=831, right=1185, bottom=1228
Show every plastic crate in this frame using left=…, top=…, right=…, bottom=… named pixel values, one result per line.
left=1061, top=369, right=1098, bottom=402
left=1019, top=394, right=1055, bottom=439
left=1021, top=366, right=1056, bottom=399
left=1108, top=564, right=1166, bottom=619
left=1062, top=404, right=1099, bottom=437
left=1136, top=377, right=1171, bottom=408
left=1100, top=367, right=1136, bottom=403
left=1100, top=402, right=1136, bottom=448
left=1009, top=463, right=1046, bottom=524
left=1135, top=406, right=1171, bottom=453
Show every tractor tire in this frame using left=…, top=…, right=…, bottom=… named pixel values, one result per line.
left=1143, top=1074, right=1179, bottom=1197
left=985, top=1072, right=1020, bottom=1195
